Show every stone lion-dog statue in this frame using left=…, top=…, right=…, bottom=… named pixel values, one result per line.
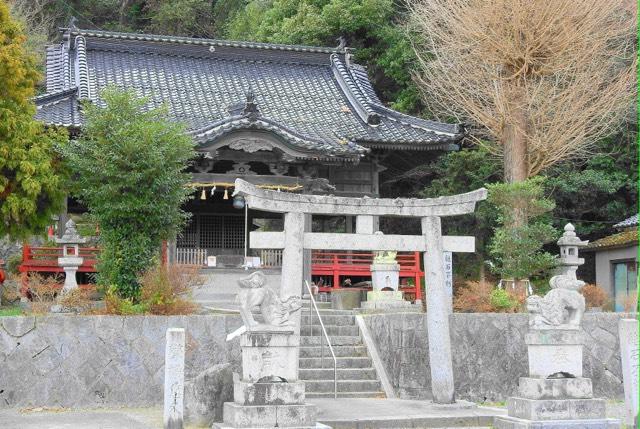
left=526, top=274, right=586, bottom=329
left=237, top=271, right=302, bottom=330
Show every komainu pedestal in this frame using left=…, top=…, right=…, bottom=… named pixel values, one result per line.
left=494, top=227, right=620, bottom=428
left=215, top=330, right=319, bottom=429
left=495, top=327, right=616, bottom=428
left=215, top=272, right=322, bottom=429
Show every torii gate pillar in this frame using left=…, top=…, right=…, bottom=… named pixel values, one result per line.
left=422, top=216, right=455, bottom=403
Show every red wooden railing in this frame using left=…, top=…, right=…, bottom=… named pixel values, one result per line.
left=18, top=244, right=100, bottom=294
left=17, top=245, right=424, bottom=300
left=311, top=251, right=423, bottom=300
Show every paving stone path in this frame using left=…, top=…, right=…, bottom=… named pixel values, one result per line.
left=299, top=302, right=386, bottom=398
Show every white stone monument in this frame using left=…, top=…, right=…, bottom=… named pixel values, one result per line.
left=216, top=271, right=319, bottom=429
left=618, top=318, right=639, bottom=427
left=164, top=328, right=185, bottom=429
left=360, top=232, right=417, bottom=311
left=495, top=224, right=620, bottom=429
left=55, top=219, right=87, bottom=294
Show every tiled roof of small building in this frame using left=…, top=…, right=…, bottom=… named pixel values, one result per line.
left=35, top=28, right=463, bottom=161
left=585, top=228, right=638, bottom=251
left=614, top=214, right=638, bottom=229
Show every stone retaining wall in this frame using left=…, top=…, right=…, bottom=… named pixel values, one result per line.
left=0, top=312, right=633, bottom=409
left=0, top=315, right=243, bottom=409
left=362, top=312, right=636, bottom=402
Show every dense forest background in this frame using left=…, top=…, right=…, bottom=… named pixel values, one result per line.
left=9, top=0, right=638, bottom=248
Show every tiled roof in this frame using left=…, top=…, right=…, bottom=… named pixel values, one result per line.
left=35, top=28, right=463, bottom=161
left=585, top=228, right=638, bottom=251
left=614, top=214, right=638, bottom=229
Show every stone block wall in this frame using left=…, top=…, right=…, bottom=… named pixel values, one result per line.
left=0, top=315, right=242, bottom=409
left=363, top=312, right=636, bottom=402
left=0, top=312, right=633, bottom=409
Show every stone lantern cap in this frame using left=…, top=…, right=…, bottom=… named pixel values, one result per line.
left=557, top=223, right=588, bottom=247
left=55, top=219, right=88, bottom=245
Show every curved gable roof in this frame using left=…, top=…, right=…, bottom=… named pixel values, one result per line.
left=36, top=28, right=463, bottom=161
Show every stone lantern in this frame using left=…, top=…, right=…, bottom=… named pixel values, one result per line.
left=557, top=223, right=588, bottom=280
left=55, top=219, right=87, bottom=294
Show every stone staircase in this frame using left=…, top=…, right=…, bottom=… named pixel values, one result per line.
left=299, top=301, right=386, bottom=399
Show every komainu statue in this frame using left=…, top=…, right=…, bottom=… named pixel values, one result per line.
left=237, top=271, right=302, bottom=330
left=526, top=274, right=586, bottom=329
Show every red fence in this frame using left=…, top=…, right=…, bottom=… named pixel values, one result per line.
left=18, top=244, right=100, bottom=293
left=311, top=251, right=423, bottom=300
left=17, top=245, right=423, bottom=300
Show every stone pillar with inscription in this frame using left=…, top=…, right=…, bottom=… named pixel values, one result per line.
left=164, top=328, right=185, bottom=429
left=495, top=225, right=620, bottom=429
left=618, top=318, right=639, bottom=427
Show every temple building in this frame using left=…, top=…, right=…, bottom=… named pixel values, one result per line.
left=35, top=27, right=463, bottom=269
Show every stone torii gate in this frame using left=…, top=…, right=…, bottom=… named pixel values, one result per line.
left=234, top=179, right=487, bottom=404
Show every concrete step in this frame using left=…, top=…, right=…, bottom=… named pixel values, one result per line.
left=304, top=379, right=382, bottom=393
left=300, top=336, right=362, bottom=346
left=306, top=391, right=386, bottom=399
left=301, top=325, right=359, bottom=337
left=300, top=356, right=372, bottom=369
left=300, top=314, right=355, bottom=326
left=302, top=301, right=332, bottom=309
left=299, top=368, right=378, bottom=381
left=300, top=309, right=354, bottom=316
left=299, top=345, right=368, bottom=358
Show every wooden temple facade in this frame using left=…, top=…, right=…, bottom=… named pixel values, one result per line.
left=34, top=26, right=464, bottom=280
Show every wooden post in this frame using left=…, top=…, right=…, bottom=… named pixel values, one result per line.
left=422, top=216, right=455, bottom=404
left=161, top=241, right=168, bottom=266
left=414, top=252, right=422, bottom=301
left=333, top=253, right=340, bottom=289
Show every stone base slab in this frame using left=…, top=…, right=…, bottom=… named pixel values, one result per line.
left=525, top=330, right=583, bottom=345
left=518, top=377, right=593, bottom=400
left=360, top=300, right=415, bottom=310
left=355, top=303, right=423, bottom=314
left=233, top=380, right=305, bottom=406
left=507, top=397, right=606, bottom=421
left=217, top=402, right=317, bottom=428
left=367, top=290, right=403, bottom=301
left=213, top=424, right=330, bottom=429
left=494, top=416, right=620, bottom=429
left=361, top=290, right=414, bottom=311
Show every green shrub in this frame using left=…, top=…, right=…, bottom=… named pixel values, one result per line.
left=6, top=253, right=22, bottom=275
left=62, top=88, right=195, bottom=299
left=489, top=288, right=519, bottom=312
left=0, top=306, right=22, bottom=317
left=487, top=177, right=557, bottom=280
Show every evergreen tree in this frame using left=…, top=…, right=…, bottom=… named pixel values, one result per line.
left=62, top=88, right=195, bottom=298
left=0, top=1, right=67, bottom=239
left=225, top=0, right=422, bottom=112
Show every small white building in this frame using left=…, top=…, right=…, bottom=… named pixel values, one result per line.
left=583, top=214, right=638, bottom=311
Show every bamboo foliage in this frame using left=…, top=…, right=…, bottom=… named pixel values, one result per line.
left=408, top=0, right=636, bottom=177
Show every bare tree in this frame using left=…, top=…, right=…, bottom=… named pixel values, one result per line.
left=408, top=0, right=636, bottom=183
left=8, top=0, right=59, bottom=63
